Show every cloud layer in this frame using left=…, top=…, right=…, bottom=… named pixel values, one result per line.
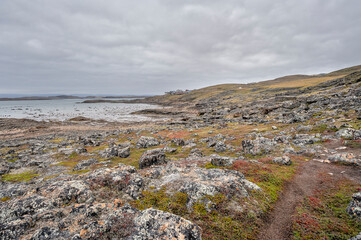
left=1, top=0, right=361, bottom=95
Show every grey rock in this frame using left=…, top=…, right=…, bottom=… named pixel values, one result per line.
left=132, top=208, right=202, bottom=240
left=242, top=137, right=275, bottom=155
left=214, top=141, right=227, bottom=152
left=328, top=153, right=360, bottom=165
left=346, top=192, right=361, bottom=218
left=105, top=146, right=130, bottom=158
left=210, top=154, right=234, bottom=167
left=73, top=158, right=98, bottom=171
left=171, top=138, right=185, bottom=146
left=139, top=148, right=166, bottom=169
left=350, top=232, right=361, bottom=240
left=136, top=136, right=160, bottom=149
left=273, top=156, right=292, bottom=165
left=336, top=128, right=355, bottom=139
left=163, top=146, right=177, bottom=153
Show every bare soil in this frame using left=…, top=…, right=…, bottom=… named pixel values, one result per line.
left=257, top=160, right=361, bottom=240
left=0, top=118, right=160, bottom=140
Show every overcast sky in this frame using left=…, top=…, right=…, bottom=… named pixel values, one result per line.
left=1, top=0, right=361, bottom=95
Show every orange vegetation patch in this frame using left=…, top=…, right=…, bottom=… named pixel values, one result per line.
left=156, top=130, right=191, bottom=139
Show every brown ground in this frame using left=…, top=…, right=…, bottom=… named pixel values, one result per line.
left=0, top=118, right=162, bottom=140
left=257, top=160, right=361, bottom=240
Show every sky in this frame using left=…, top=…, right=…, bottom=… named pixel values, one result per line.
left=1, top=0, right=361, bottom=96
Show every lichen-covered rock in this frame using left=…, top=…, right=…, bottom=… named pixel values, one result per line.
left=242, top=137, right=275, bottom=155
left=86, top=163, right=143, bottom=199
left=163, top=146, right=177, bottom=153
left=46, top=180, right=94, bottom=206
left=171, top=138, right=185, bottom=146
left=31, top=227, right=63, bottom=240
left=350, top=232, right=361, bottom=240
left=346, top=192, right=361, bottom=218
left=136, top=136, right=160, bottom=148
left=73, top=158, right=98, bottom=171
left=335, top=128, right=355, bottom=139
left=272, top=156, right=292, bottom=165
left=132, top=208, right=202, bottom=240
left=214, top=141, right=227, bottom=152
left=105, top=146, right=130, bottom=158
left=328, top=153, right=360, bottom=165
left=75, top=147, right=87, bottom=154
left=292, top=134, right=318, bottom=146
left=354, top=130, right=361, bottom=140
left=139, top=148, right=166, bottom=169
left=210, top=154, right=235, bottom=167
left=145, top=164, right=255, bottom=209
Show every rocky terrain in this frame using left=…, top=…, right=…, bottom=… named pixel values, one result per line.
left=1, top=65, right=361, bottom=239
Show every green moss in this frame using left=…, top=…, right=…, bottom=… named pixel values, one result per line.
left=131, top=187, right=188, bottom=216
left=203, top=162, right=218, bottom=169
left=68, top=152, right=78, bottom=159
left=0, top=196, right=11, bottom=202
left=1, top=171, right=39, bottom=182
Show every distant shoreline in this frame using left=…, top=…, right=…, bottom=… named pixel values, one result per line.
left=0, top=95, right=151, bottom=101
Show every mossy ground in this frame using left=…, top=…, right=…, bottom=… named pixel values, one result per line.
left=131, top=156, right=299, bottom=239
left=292, top=173, right=361, bottom=240
left=1, top=171, right=39, bottom=182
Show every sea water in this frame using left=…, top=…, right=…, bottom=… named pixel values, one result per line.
left=0, top=98, right=162, bottom=122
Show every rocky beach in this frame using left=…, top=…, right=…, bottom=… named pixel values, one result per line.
left=1, top=66, right=361, bottom=239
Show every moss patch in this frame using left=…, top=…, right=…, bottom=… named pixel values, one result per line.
left=1, top=171, right=39, bottom=182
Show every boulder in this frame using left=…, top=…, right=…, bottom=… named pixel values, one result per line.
left=210, top=154, right=234, bottom=167
left=335, top=128, right=355, bottom=139
left=145, top=164, right=255, bottom=209
left=171, top=138, right=185, bottom=146
left=136, top=136, right=160, bottom=149
left=214, top=141, right=227, bottom=152
left=346, top=192, right=361, bottom=218
left=86, top=164, right=142, bottom=199
left=242, top=137, right=275, bottom=155
left=328, top=153, right=360, bottom=165
left=132, top=208, right=202, bottom=240
left=105, top=146, right=130, bottom=158
left=354, top=130, right=361, bottom=140
left=139, top=148, right=166, bottom=169
left=272, top=156, right=292, bottom=165
left=350, top=232, right=361, bottom=240
left=163, top=146, right=177, bottom=153
left=73, top=158, right=98, bottom=171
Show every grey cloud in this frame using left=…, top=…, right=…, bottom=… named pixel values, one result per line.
left=0, top=0, right=361, bottom=95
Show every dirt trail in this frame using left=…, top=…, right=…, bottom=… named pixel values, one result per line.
left=257, top=160, right=361, bottom=240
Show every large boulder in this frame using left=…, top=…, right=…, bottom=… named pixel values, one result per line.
left=335, top=128, right=355, bottom=139
left=171, top=138, right=185, bottom=146
left=328, top=153, right=360, bottom=165
left=350, top=232, right=361, bottom=240
left=145, top=164, right=259, bottom=209
left=105, top=146, right=130, bottom=158
left=139, top=148, right=166, bottom=169
left=242, top=137, right=275, bottom=155
left=73, top=158, right=98, bottom=171
left=346, top=192, right=361, bottom=218
left=210, top=154, right=235, bottom=167
left=136, top=136, right=160, bottom=149
left=86, top=163, right=143, bottom=199
left=214, top=141, right=227, bottom=152
left=132, top=208, right=202, bottom=240
left=272, top=156, right=292, bottom=165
